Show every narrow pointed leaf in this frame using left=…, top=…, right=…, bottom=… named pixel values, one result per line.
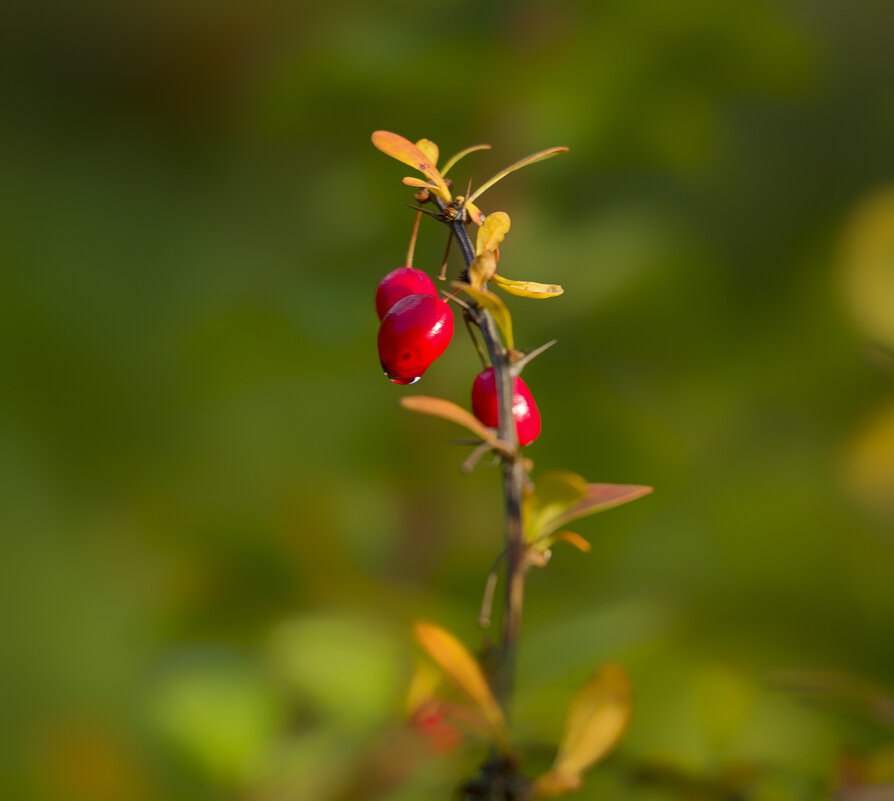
left=400, top=396, right=510, bottom=454
left=413, top=622, right=510, bottom=752
left=452, top=282, right=514, bottom=350
left=401, top=176, right=446, bottom=196
left=493, top=274, right=564, bottom=298
left=536, top=663, right=632, bottom=796
left=476, top=212, right=511, bottom=256
left=371, top=131, right=451, bottom=200
left=524, top=470, right=588, bottom=541
left=552, top=531, right=591, bottom=553
left=441, top=143, right=491, bottom=177
left=415, top=139, right=439, bottom=167
left=546, top=484, right=653, bottom=535
left=468, top=146, right=569, bottom=203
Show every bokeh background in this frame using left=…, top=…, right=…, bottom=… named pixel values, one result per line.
left=3, top=0, right=894, bottom=799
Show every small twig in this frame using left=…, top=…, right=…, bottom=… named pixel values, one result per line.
left=450, top=437, right=486, bottom=446
left=438, top=232, right=454, bottom=281
left=405, top=204, right=443, bottom=221
left=478, top=550, right=508, bottom=628
left=440, top=289, right=473, bottom=311
left=510, top=339, right=558, bottom=376
left=464, top=310, right=491, bottom=369
left=462, top=442, right=494, bottom=474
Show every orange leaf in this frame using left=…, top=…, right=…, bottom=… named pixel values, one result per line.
left=468, top=146, right=569, bottom=204
left=399, top=396, right=511, bottom=454
left=552, top=531, right=591, bottom=552
left=413, top=622, right=510, bottom=752
left=371, top=131, right=451, bottom=200
left=549, top=484, right=653, bottom=534
left=402, top=176, right=443, bottom=193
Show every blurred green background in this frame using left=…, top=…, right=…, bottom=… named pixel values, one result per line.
left=2, top=0, right=894, bottom=799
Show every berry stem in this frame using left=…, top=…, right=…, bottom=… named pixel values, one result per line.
left=405, top=209, right=423, bottom=268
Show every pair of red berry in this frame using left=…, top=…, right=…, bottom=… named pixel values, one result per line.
left=376, top=266, right=454, bottom=385
left=376, top=267, right=541, bottom=445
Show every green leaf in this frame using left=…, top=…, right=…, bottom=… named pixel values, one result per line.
left=468, top=146, right=569, bottom=204
left=441, top=143, right=491, bottom=176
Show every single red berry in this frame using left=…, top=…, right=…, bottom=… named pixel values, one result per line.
left=378, top=294, right=454, bottom=383
left=471, top=367, right=541, bottom=445
left=375, top=267, right=438, bottom=320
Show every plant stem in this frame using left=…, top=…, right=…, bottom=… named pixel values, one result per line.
left=444, top=211, right=527, bottom=713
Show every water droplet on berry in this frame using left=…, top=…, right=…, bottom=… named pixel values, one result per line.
left=384, top=372, right=421, bottom=385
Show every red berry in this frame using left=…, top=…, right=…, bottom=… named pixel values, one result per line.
left=378, top=294, right=454, bottom=383
left=375, top=267, right=438, bottom=320
left=471, top=367, right=541, bottom=445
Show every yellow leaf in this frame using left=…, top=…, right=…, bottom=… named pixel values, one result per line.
left=415, top=139, right=439, bottom=167
left=452, top=282, right=514, bottom=350
left=535, top=663, right=632, bottom=796
left=466, top=200, right=486, bottom=226
left=468, top=146, right=569, bottom=204
left=399, top=396, right=511, bottom=454
left=493, top=274, right=564, bottom=298
left=476, top=212, right=511, bottom=256
left=413, top=622, right=510, bottom=752
left=469, top=251, right=497, bottom=289
left=371, top=131, right=451, bottom=201
left=441, top=143, right=491, bottom=177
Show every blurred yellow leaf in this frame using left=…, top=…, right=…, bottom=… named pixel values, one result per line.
left=405, top=659, right=443, bottom=717
left=535, top=663, right=632, bottom=796
left=841, top=187, right=894, bottom=351
left=524, top=471, right=588, bottom=541
left=844, top=400, right=894, bottom=520
left=469, top=251, right=497, bottom=289
left=399, top=395, right=511, bottom=454
left=468, top=146, right=569, bottom=204
left=415, top=139, right=439, bottom=167
left=441, top=143, right=491, bottom=177
left=371, top=131, right=451, bottom=200
left=493, top=274, right=564, bottom=298
left=413, top=622, right=510, bottom=752
left=476, top=212, right=511, bottom=255
left=452, top=282, right=514, bottom=350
